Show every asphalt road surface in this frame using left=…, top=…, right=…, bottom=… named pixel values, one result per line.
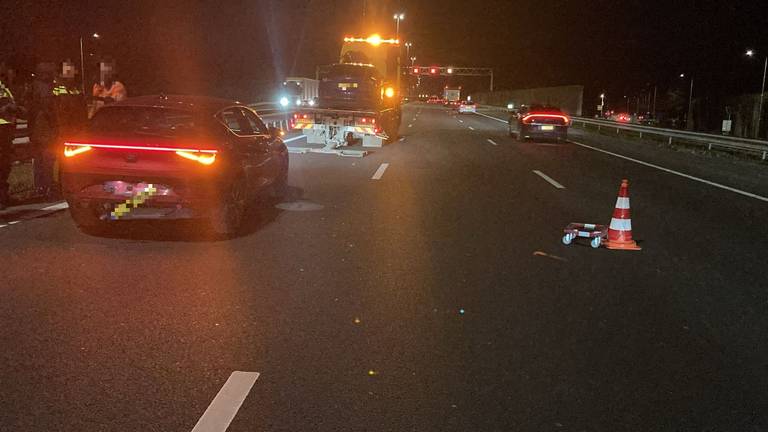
left=1, top=103, right=767, bottom=431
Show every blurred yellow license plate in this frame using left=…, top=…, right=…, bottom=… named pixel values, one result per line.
left=541, top=125, right=554, bottom=131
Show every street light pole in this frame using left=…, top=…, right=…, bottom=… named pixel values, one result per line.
left=687, top=78, right=694, bottom=130
left=393, top=14, right=404, bottom=96
left=757, top=56, right=767, bottom=138
left=79, top=33, right=99, bottom=95
left=393, top=13, right=404, bottom=40
left=79, top=36, right=85, bottom=95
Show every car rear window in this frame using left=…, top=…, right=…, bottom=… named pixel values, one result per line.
left=89, top=106, right=200, bottom=136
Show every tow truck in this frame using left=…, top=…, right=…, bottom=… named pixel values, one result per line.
left=290, top=34, right=402, bottom=156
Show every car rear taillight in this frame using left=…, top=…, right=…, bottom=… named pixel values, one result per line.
left=175, top=151, right=217, bottom=165
left=63, top=144, right=93, bottom=157
left=356, top=117, right=376, bottom=125
left=522, top=114, right=569, bottom=125
left=62, top=141, right=219, bottom=165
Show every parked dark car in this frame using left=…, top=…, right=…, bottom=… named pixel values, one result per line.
left=509, top=105, right=570, bottom=141
left=60, top=95, right=289, bottom=235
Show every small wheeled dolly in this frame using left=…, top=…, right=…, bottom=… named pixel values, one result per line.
left=562, top=223, right=608, bottom=249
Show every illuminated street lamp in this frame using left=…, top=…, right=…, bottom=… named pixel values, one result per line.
left=746, top=48, right=767, bottom=138
left=599, top=92, right=605, bottom=116
left=393, top=13, right=405, bottom=39
left=410, top=56, right=416, bottom=66
left=404, top=41, right=413, bottom=58
left=79, top=32, right=100, bottom=94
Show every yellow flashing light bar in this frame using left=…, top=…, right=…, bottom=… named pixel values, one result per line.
left=343, top=34, right=399, bottom=46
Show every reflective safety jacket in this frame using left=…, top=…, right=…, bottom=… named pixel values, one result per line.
left=52, top=85, right=70, bottom=96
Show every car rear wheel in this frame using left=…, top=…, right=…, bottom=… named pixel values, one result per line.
left=210, top=179, right=248, bottom=236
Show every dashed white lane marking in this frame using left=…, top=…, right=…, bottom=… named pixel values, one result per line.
left=283, top=135, right=307, bottom=143
left=569, top=140, right=768, bottom=202
left=7, top=220, right=20, bottom=225
left=191, top=371, right=260, bottom=432
left=468, top=126, right=475, bottom=131
left=399, top=137, right=405, bottom=142
left=458, top=119, right=464, bottom=123
left=408, top=124, right=413, bottom=128
left=532, top=170, right=565, bottom=189
left=372, top=163, right=390, bottom=180
left=487, top=139, right=498, bottom=146
left=41, top=201, right=69, bottom=211
left=0, top=224, right=8, bottom=228
left=473, top=111, right=508, bottom=124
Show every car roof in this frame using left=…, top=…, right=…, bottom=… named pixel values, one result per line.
left=109, top=95, right=243, bottom=114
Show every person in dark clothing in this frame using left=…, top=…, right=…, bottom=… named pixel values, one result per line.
left=28, top=69, right=57, bottom=198
left=0, top=77, right=20, bottom=209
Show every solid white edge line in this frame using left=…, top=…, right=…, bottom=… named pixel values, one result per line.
left=372, top=163, right=389, bottom=180
left=487, top=139, right=498, bottom=146
left=474, top=111, right=508, bottom=124
left=569, top=140, right=768, bottom=203
left=41, top=201, right=69, bottom=211
left=283, top=135, right=307, bottom=143
left=532, top=170, right=566, bottom=189
left=191, top=371, right=260, bottom=432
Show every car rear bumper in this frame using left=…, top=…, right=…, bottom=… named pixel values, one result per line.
left=61, top=172, right=224, bottom=221
left=519, top=125, right=568, bottom=140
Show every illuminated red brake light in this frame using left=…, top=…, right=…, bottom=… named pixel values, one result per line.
left=522, top=114, right=569, bottom=125
left=62, top=142, right=219, bottom=165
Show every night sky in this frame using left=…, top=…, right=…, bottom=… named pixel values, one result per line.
left=2, top=0, right=767, bottom=104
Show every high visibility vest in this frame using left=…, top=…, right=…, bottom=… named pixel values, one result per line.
left=52, top=85, right=70, bottom=96
left=0, top=81, right=15, bottom=125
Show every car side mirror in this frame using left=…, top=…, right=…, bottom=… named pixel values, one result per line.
left=268, top=125, right=281, bottom=139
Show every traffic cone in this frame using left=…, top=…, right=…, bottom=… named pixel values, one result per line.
left=605, top=179, right=641, bottom=250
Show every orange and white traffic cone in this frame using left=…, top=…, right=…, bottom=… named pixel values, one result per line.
left=605, top=179, right=641, bottom=250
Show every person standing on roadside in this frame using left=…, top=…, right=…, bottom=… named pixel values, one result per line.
left=28, top=65, right=57, bottom=198
left=0, top=77, right=20, bottom=209
left=105, top=73, right=127, bottom=103
left=89, top=79, right=107, bottom=119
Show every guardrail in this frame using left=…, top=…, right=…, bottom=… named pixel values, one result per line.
left=249, top=103, right=293, bottom=131
left=478, top=105, right=768, bottom=160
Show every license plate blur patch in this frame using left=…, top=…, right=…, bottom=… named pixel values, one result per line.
left=103, top=181, right=172, bottom=196
left=541, top=125, right=555, bottom=131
